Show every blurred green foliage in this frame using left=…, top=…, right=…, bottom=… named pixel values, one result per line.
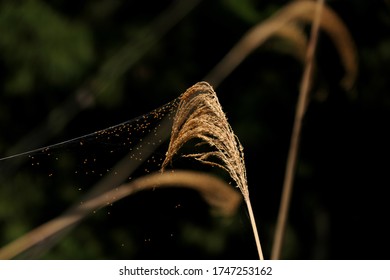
left=0, top=0, right=389, bottom=260
left=0, top=1, right=94, bottom=95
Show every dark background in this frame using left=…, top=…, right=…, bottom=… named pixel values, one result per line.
left=0, top=0, right=389, bottom=259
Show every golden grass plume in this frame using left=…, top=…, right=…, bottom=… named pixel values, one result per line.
left=162, top=81, right=264, bottom=259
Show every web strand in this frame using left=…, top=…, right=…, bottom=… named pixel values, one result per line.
left=0, top=99, right=178, bottom=162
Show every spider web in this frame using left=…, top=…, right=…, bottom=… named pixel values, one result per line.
left=0, top=98, right=187, bottom=259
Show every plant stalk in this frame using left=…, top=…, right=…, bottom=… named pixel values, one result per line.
left=245, top=196, right=264, bottom=260
left=271, top=0, right=324, bottom=260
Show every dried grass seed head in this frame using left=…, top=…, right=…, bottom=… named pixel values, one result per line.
left=162, top=82, right=249, bottom=199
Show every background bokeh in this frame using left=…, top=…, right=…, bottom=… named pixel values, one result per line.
left=0, top=0, right=389, bottom=259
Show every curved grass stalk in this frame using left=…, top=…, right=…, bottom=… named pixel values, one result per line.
left=205, top=0, right=357, bottom=90
left=0, top=170, right=240, bottom=260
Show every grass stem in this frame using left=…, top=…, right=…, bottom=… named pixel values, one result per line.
left=271, top=0, right=324, bottom=260
left=245, top=197, right=264, bottom=260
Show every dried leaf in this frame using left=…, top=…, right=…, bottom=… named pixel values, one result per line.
left=206, top=0, right=357, bottom=90
left=0, top=170, right=240, bottom=260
